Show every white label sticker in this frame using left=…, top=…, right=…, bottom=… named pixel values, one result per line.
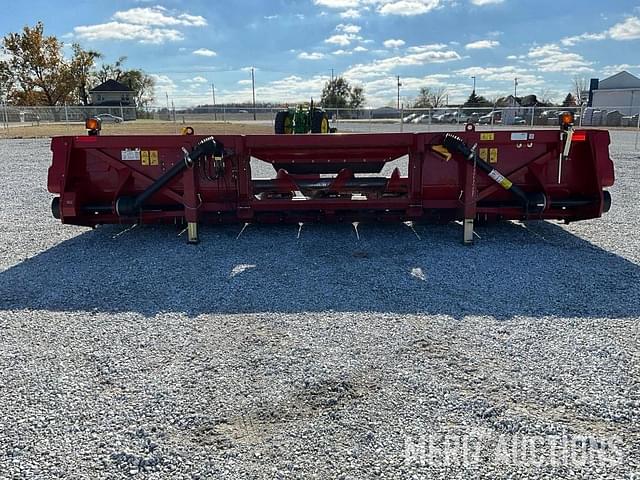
left=510, top=133, right=528, bottom=141
left=488, top=169, right=506, bottom=184
left=528, top=133, right=535, bottom=140
left=121, top=149, right=140, bottom=161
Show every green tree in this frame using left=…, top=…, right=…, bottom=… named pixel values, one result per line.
left=96, top=56, right=128, bottom=84
left=349, top=85, right=365, bottom=108
left=413, top=87, right=433, bottom=108
left=561, top=93, right=577, bottom=107
left=0, top=22, right=107, bottom=108
left=70, top=44, right=101, bottom=105
left=0, top=60, right=14, bottom=101
left=95, top=57, right=156, bottom=108
left=463, top=91, right=492, bottom=108
left=1, top=22, right=74, bottom=106
left=320, top=76, right=365, bottom=109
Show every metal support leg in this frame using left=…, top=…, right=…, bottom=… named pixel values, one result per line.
left=463, top=219, right=474, bottom=245
left=187, top=222, right=199, bottom=244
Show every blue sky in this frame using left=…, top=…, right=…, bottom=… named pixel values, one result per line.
left=1, top=0, right=640, bottom=106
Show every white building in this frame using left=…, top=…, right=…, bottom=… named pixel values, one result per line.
left=591, top=71, right=640, bottom=115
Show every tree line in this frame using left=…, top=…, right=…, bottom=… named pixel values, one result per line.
left=0, top=22, right=155, bottom=108
left=319, top=77, right=590, bottom=110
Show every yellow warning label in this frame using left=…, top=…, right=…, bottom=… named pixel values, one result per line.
left=479, top=148, right=488, bottom=162
left=489, top=148, right=498, bottom=163
left=480, top=133, right=495, bottom=141
left=141, top=150, right=149, bottom=166
left=500, top=178, right=513, bottom=189
left=150, top=151, right=159, bottom=166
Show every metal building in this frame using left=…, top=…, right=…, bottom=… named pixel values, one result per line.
left=591, top=71, right=640, bottom=115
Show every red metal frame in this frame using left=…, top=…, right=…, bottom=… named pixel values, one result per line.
left=48, top=128, right=614, bottom=242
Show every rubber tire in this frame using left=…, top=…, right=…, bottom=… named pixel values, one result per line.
left=311, top=110, right=329, bottom=134
left=274, top=111, right=292, bottom=134
left=51, top=197, right=61, bottom=219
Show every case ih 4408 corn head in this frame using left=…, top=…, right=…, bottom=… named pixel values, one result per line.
left=48, top=113, right=614, bottom=244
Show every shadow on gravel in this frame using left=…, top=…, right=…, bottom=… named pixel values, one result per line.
left=1, top=221, right=638, bottom=319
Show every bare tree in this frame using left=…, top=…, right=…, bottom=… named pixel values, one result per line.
left=573, top=77, right=588, bottom=106
left=537, top=89, right=555, bottom=106
left=413, top=86, right=447, bottom=108
left=430, top=87, right=448, bottom=108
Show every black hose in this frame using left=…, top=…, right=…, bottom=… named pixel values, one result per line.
left=443, top=134, right=546, bottom=213
left=115, top=137, right=223, bottom=217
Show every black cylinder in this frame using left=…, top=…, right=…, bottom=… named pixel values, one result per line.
left=114, top=137, right=222, bottom=217
left=133, top=158, right=188, bottom=211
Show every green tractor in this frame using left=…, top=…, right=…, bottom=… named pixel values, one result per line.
left=274, top=101, right=333, bottom=134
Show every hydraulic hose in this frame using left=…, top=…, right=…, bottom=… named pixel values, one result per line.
left=115, top=137, right=223, bottom=217
left=442, top=134, right=546, bottom=213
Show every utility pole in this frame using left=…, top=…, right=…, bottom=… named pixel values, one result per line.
left=331, top=68, right=334, bottom=83
left=514, top=77, right=518, bottom=98
left=251, top=67, right=257, bottom=121
left=165, top=92, right=170, bottom=121
left=471, top=76, right=476, bottom=94
left=211, top=83, right=217, bottom=121
left=397, top=76, right=402, bottom=110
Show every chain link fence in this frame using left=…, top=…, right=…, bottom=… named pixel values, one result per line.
left=2, top=103, right=640, bottom=134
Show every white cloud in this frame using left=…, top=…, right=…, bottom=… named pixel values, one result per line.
left=238, top=79, right=252, bottom=85
left=378, top=0, right=440, bottom=16
left=325, top=33, right=360, bottom=46
left=151, top=74, right=178, bottom=95
left=407, top=43, right=447, bottom=53
left=561, top=32, right=607, bottom=46
left=465, top=40, right=500, bottom=49
left=336, top=23, right=362, bottom=33
left=333, top=49, right=353, bottom=55
left=527, top=44, right=592, bottom=73
left=353, top=46, right=369, bottom=52
left=74, top=6, right=207, bottom=44
left=383, top=39, right=406, bottom=48
left=455, top=66, right=543, bottom=86
left=182, top=76, right=208, bottom=85
left=609, top=16, right=640, bottom=40
left=344, top=45, right=462, bottom=78
left=113, top=7, right=207, bottom=26
left=74, top=22, right=183, bottom=43
left=193, top=48, right=217, bottom=57
left=601, top=64, right=640, bottom=76
left=470, top=0, right=504, bottom=5
left=560, top=16, right=640, bottom=46
left=340, top=9, right=361, bottom=18
left=314, top=0, right=441, bottom=16
left=298, top=51, right=326, bottom=60
left=314, top=0, right=360, bottom=7
left=220, top=74, right=331, bottom=104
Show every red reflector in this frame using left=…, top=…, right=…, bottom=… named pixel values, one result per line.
left=75, top=136, right=97, bottom=143
left=572, top=131, right=587, bottom=142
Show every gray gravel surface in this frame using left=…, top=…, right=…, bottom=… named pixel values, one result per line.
left=0, top=132, right=639, bottom=479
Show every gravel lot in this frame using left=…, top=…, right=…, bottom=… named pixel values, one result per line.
left=0, top=132, right=638, bottom=479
